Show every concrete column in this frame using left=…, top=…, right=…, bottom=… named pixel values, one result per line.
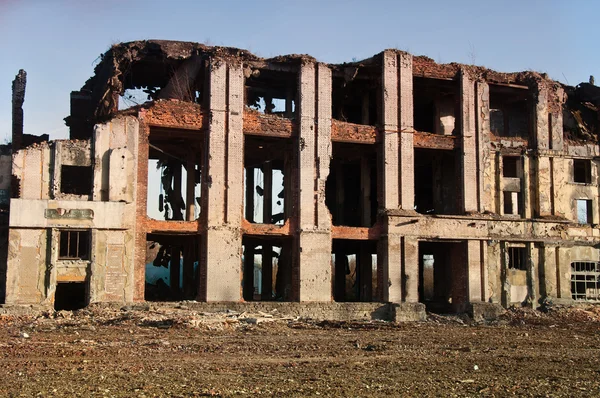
left=460, top=69, right=478, bottom=213
left=379, top=234, right=401, bottom=302
left=550, top=87, right=565, bottom=151
left=467, top=240, right=483, bottom=302
left=226, top=64, right=245, bottom=226
left=535, top=84, right=553, bottom=217
left=382, top=50, right=400, bottom=210
left=541, top=244, right=558, bottom=298
left=402, top=236, right=419, bottom=303
left=526, top=243, right=538, bottom=305
left=398, top=53, right=414, bottom=210
left=297, top=62, right=332, bottom=302
left=522, top=155, right=533, bottom=219
left=537, top=156, right=553, bottom=216
left=476, top=82, right=493, bottom=213
left=203, top=60, right=244, bottom=302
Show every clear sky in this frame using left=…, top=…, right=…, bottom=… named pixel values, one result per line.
left=0, top=0, right=597, bottom=143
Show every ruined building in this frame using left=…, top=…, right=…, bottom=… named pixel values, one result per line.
left=1, top=40, right=600, bottom=318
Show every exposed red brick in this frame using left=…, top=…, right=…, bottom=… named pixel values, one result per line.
left=413, top=131, right=457, bottom=150
left=331, top=119, right=378, bottom=143
left=243, top=109, right=295, bottom=138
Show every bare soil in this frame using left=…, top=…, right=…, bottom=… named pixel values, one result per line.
left=0, top=305, right=599, bottom=397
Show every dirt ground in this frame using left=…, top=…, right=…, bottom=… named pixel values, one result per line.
left=0, top=305, right=599, bottom=397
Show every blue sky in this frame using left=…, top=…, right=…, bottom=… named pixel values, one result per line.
left=0, top=0, right=597, bottom=142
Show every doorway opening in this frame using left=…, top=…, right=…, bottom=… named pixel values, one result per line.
left=332, top=239, right=378, bottom=302
left=54, top=282, right=87, bottom=311
left=418, top=241, right=468, bottom=313
left=242, top=236, right=293, bottom=301
left=145, top=233, right=200, bottom=301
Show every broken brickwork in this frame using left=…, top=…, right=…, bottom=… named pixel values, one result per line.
left=3, top=40, right=600, bottom=318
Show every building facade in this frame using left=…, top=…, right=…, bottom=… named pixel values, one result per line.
left=1, top=40, right=599, bottom=314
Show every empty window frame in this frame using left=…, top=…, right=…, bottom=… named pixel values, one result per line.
left=571, top=261, right=600, bottom=301
left=507, top=246, right=527, bottom=271
left=489, top=85, right=530, bottom=139
left=59, top=230, right=91, bottom=260
left=573, top=159, right=592, bottom=184
left=503, top=191, right=521, bottom=216
left=576, top=199, right=593, bottom=224
left=413, top=77, right=457, bottom=135
left=332, top=66, right=380, bottom=125
left=503, top=156, right=520, bottom=178
left=60, top=165, right=92, bottom=195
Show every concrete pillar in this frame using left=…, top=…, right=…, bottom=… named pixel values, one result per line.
left=541, top=244, right=558, bottom=298
left=202, top=60, right=244, bottom=302
left=550, top=87, right=565, bottom=151
left=381, top=51, right=414, bottom=304
left=460, top=69, right=478, bottom=213
left=297, top=62, right=332, bottom=302
left=379, top=234, right=401, bottom=302
left=537, top=156, right=553, bottom=216
left=535, top=83, right=553, bottom=217
left=398, top=53, right=414, bottom=210
left=523, top=155, right=533, bottom=219
left=467, top=240, right=483, bottom=302
left=382, top=50, right=400, bottom=210
left=476, top=82, right=493, bottom=213
left=402, top=236, right=419, bottom=303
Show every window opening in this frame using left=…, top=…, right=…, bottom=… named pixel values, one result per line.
left=414, top=148, right=459, bottom=215
left=571, top=261, right=600, bottom=301
left=325, top=143, right=378, bottom=227
left=60, top=165, right=92, bottom=195
left=147, top=127, right=202, bottom=221
left=503, top=191, right=521, bottom=216
left=489, top=85, right=530, bottom=139
left=245, top=68, right=297, bottom=119
left=577, top=199, right=593, bottom=224
left=507, top=246, right=527, bottom=271
left=573, top=159, right=592, bottom=184
left=332, top=65, right=380, bottom=125
left=59, top=230, right=90, bottom=260
left=503, top=156, right=520, bottom=178
left=413, top=77, right=457, bottom=135
left=244, top=137, right=289, bottom=225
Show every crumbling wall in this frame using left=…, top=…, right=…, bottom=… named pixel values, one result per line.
left=4, top=228, right=47, bottom=304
